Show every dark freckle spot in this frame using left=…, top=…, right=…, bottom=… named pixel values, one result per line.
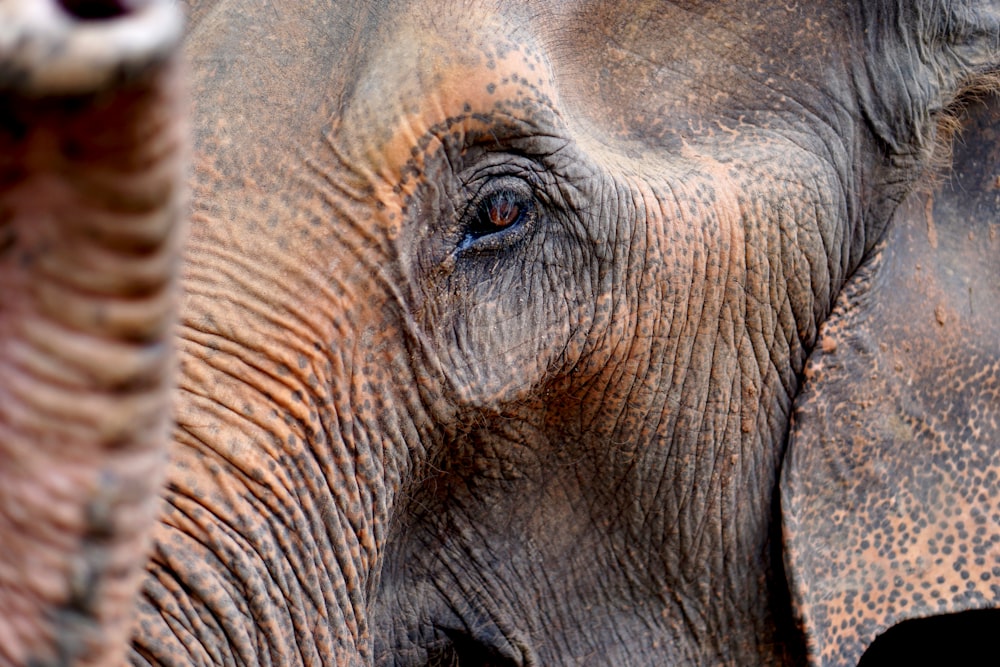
left=486, top=83, right=496, bottom=94
left=463, top=103, right=471, bottom=113
left=292, top=390, right=303, bottom=403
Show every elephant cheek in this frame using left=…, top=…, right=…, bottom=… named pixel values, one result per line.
left=0, top=2, right=184, bottom=666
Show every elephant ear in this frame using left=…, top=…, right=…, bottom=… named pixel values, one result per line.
left=781, top=92, right=1000, bottom=666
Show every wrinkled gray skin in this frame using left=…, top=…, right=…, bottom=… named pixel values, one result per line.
left=2, top=1, right=1000, bottom=666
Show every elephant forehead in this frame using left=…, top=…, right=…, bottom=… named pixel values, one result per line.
left=334, top=13, right=557, bottom=192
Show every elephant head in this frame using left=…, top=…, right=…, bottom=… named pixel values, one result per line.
left=3, top=1, right=1000, bottom=666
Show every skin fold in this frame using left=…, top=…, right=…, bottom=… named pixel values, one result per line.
left=1, top=1, right=999, bottom=666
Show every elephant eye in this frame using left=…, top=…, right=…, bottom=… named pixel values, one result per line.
left=484, top=193, right=523, bottom=229
left=461, top=187, right=535, bottom=250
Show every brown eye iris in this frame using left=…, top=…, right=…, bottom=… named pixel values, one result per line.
left=487, top=196, right=521, bottom=230
left=464, top=189, right=534, bottom=247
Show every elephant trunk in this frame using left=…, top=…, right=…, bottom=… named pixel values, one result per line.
left=0, top=2, right=184, bottom=665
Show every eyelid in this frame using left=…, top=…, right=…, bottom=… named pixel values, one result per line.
left=465, top=171, right=534, bottom=207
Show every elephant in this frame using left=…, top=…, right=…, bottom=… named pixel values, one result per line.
left=2, top=0, right=1000, bottom=665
